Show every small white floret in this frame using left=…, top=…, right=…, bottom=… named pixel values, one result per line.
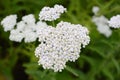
left=92, top=6, right=100, bottom=15
left=1, top=15, right=17, bottom=31
left=108, top=15, right=120, bottom=28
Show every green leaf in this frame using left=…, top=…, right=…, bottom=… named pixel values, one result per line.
left=102, top=68, right=114, bottom=80
left=65, top=66, right=86, bottom=80
left=111, top=58, right=120, bottom=74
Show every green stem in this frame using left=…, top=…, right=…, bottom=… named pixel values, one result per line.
left=52, top=21, right=55, bottom=27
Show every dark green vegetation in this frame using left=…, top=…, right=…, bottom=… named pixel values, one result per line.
left=0, top=0, right=120, bottom=80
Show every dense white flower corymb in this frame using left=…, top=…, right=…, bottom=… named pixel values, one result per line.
left=39, top=4, right=66, bottom=21
left=35, top=21, right=90, bottom=72
left=1, top=15, right=17, bottom=32
left=108, top=15, right=120, bottom=28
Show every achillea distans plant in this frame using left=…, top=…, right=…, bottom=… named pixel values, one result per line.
left=1, top=4, right=90, bottom=72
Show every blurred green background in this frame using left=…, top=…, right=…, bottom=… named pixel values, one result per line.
left=0, top=0, right=120, bottom=80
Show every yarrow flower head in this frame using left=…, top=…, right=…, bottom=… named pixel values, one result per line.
left=39, top=4, right=66, bottom=21
left=108, top=15, right=120, bottom=28
left=1, top=14, right=47, bottom=43
left=35, top=21, right=90, bottom=72
left=92, top=6, right=112, bottom=38
left=92, top=6, right=100, bottom=15
left=92, top=15, right=112, bottom=37
left=9, top=14, right=38, bottom=43
left=1, top=15, right=17, bottom=32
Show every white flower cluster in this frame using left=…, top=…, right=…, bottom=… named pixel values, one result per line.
left=108, top=15, right=120, bottom=28
left=92, top=6, right=100, bottom=15
left=1, top=4, right=90, bottom=72
left=35, top=21, right=90, bottom=72
left=1, top=15, right=17, bottom=32
left=92, top=16, right=112, bottom=37
left=92, top=6, right=112, bottom=37
left=1, top=14, right=47, bottom=43
left=39, top=4, right=66, bottom=21
left=10, top=14, right=38, bottom=43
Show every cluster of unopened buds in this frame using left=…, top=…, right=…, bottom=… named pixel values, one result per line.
left=1, top=4, right=91, bottom=72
